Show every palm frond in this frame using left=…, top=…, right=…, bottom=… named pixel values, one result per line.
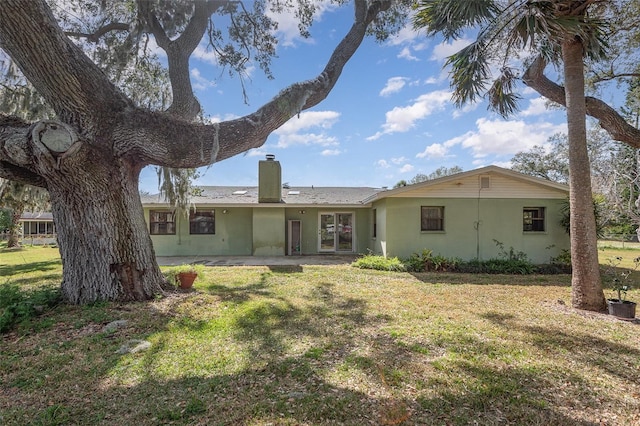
left=445, top=40, right=491, bottom=107
left=488, top=67, right=522, bottom=117
left=413, top=0, right=501, bottom=40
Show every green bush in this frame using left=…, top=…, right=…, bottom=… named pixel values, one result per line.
left=354, top=243, right=563, bottom=276
left=0, top=282, right=61, bottom=333
left=352, top=254, right=406, bottom=271
left=458, top=258, right=535, bottom=274
left=404, top=249, right=461, bottom=272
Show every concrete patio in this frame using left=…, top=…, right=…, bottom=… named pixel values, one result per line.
left=156, top=254, right=359, bottom=267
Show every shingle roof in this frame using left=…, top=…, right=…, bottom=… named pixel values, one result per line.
left=20, top=212, right=54, bottom=220
left=141, top=186, right=381, bottom=207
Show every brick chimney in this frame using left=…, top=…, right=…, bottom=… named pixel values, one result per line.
left=258, top=154, right=282, bottom=203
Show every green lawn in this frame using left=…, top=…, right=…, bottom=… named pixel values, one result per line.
left=1, top=243, right=639, bottom=425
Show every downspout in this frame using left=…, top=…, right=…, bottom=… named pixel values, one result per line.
left=474, top=186, right=483, bottom=259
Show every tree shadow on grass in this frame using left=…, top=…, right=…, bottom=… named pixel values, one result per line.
left=0, top=259, right=62, bottom=278
left=268, top=265, right=303, bottom=273
left=481, top=310, right=640, bottom=383
left=203, top=271, right=274, bottom=304
left=3, top=274, right=636, bottom=425
left=7, top=273, right=62, bottom=287
left=1, top=279, right=406, bottom=425
left=410, top=271, right=573, bottom=287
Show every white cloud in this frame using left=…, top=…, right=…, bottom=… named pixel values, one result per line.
left=367, top=90, right=451, bottom=140
left=391, top=156, right=407, bottom=165
left=276, top=110, right=339, bottom=133
left=492, top=160, right=513, bottom=168
left=193, top=44, right=219, bottom=66
left=273, top=110, right=340, bottom=148
left=247, top=148, right=269, bottom=157
left=431, top=38, right=472, bottom=62
left=416, top=143, right=449, bottom=159
left=399, top=164, right=415, bottom=173
left=380, top=77, right=409, bottom=97
left=398, top=47, right=419, bottom=61
left=520, top=97, right=552, bottom=117
left=321, top=149, right=341, bottom=156
left=452, top=101, right=480, bottom=119
left=207, top=113, right=241, bottom=123
left=276, top=133, right=338, bottom=148
left=388, top=26, right=421, bottom=46
left=443, top=117, right=566, bottom=159
left=267, top=1, right=338, bottom=47
left=376, top=159, right=390, bottom=168
left=191, top=68, right=216, bottom=91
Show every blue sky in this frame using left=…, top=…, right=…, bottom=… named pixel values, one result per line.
left=138, top=3, right=568, bottom=193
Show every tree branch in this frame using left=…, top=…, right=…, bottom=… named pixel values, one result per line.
left=215, top=0, right=393, bottom=161
left=0, top=0, right=132, bottom=128
left=523, top=55, right=640, bottom=148
left=138, top=0, right=223, bottom=119
left=112, top=0, right=393, bottom=167
left=0, top=162, right=47, bottom=187
left=65, top=22, right=130, bottom=43
left=591, top=72, right=640, bottom=83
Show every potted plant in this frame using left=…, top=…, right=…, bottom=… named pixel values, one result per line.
left=604, top=256, right=637, bottom=320
left=165, top=264, right=204, bottom=290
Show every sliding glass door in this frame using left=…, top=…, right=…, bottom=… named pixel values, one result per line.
left=319, top=212, right=353, bottom=252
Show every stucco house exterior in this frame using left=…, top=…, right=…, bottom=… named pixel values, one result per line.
left=141, top=155, right=570, bottom=264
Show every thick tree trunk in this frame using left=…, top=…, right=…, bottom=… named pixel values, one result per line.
left=6, top=203, right=23, bottom=248
left=0, top=0, right=393, bottom=305
left=563, top=38, right=606, bottom=311
left=47, top=156, right=166, bottom=304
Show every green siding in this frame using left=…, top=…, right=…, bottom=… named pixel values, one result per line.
left=371, top=200, right=388, bottom=256
left=252, top=208, right=285, bottom=255
left=146, top=207, right=252, bottom=256
left=374, top=197, right=569, bottom=263
left=145, top=196, right=567, bottom=262
left=354, top=209, right=370, bottom=255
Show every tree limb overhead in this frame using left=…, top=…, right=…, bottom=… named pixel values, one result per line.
left=523, top=56, right=640, bottom=148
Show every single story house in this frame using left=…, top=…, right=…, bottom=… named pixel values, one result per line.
left=12, top=212, right=57, bottom=245
left=141, top=155, right=570, bottom=263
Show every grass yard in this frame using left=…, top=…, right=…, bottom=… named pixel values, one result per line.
left=1, top=243, right=639, bottom=425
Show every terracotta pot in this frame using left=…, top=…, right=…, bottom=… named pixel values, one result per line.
left=177, top=271, right=198, bottom=289
left=607, top=299, right=637, bottom=320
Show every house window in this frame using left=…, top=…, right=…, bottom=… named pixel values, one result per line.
left=149, top=210, right=175, bottom=235
left=421, top=206, right=444, bottom=231
left=190, top=210, right=215, bottom=234
left=523, top=207, right=545, bottom=232
left=23, top=221, right=55, bottom=235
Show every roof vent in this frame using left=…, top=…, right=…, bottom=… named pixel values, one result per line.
left=480, top=176, right=490, bottom=189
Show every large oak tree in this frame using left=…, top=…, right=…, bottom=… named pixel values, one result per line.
left=0, top=0, right=405, bottom=304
